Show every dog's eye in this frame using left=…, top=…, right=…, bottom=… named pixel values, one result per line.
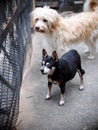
left=35, top=18, right=39, bottom=22
left=41, top=61, right=45, bottom=65
left=46, top=63, right=49, bottom=65
left=43, top=19, right=47, bottom=23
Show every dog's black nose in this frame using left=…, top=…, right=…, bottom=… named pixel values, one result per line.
left=35, top=27, right=39, bottom=30
left=40, top=69, right=44, bottom=73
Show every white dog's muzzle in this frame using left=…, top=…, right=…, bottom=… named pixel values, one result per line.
left=34, top=21, right=48, bottom=33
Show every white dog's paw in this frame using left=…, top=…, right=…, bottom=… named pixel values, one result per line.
left=79, top=85, right=84, bottom=91
left=59, top=100, right=65, bottom=106
left=87, top=55, right=95, bottom=60
left=45, top=94, right=51, bottom=100
left=85, top=49, right=90, bottom=54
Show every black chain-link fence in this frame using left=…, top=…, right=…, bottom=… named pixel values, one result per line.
left=0, top=0, right=32, bottom=130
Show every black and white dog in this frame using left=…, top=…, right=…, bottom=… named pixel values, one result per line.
left=40, top=49, right=85, bottom=106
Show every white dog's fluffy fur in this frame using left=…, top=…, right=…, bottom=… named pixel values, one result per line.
left=31, top=0, right=98, bottom=59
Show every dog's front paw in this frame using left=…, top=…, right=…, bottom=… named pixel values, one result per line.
left=59, top=100, right=65, bottom=106
left=85, top=49, right=90, bottom=54
left=79, top=85, right=84, bottom=91
left=45, top=94, right=51, bottom=100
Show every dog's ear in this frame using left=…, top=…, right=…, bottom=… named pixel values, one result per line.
left=50, top=17, right=60, bottom=31
left=30, top=8, right=39, bottom=28
left=48, top=12, right=60, bottom=31
left=30, top=11, right=35, bottom=28
left=42, top=49, right=47, bottom=58
left=52, top=51, right=58, bottom=61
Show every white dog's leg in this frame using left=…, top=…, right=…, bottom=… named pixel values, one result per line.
left=85, top=40, right=96, bottom=60
left=87, top=44, right=96, bottom=60
left=59, top=94, right=65, bottom=106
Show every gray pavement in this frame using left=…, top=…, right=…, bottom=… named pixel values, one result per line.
left=17, top=33, right=98, bottom=130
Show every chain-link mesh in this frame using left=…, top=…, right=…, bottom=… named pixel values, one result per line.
left=0, top=0, right=32, bottom=130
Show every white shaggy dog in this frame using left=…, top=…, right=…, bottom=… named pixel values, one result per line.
left=31, top=0, right=98, bottom=60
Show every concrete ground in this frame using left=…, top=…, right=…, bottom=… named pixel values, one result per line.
left=17, top=33, right=98, bottom=130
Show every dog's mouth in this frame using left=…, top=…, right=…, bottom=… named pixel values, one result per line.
left=39, top=30, right=45, bottom=33
left=41, top=72, right=47, bottom=75
left=35, top=29, right=45, bottom=33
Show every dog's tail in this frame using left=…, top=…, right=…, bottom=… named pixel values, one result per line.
left=83, top=0, right=98, bottom=12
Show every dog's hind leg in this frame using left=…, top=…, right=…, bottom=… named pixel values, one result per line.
left=77, top=69, right=85, bottom=90
left=77, top=56, right=85, bottom=90
left=59, top=94, right=65, bottom=106
left=59, top=83, right=65, bottom=106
